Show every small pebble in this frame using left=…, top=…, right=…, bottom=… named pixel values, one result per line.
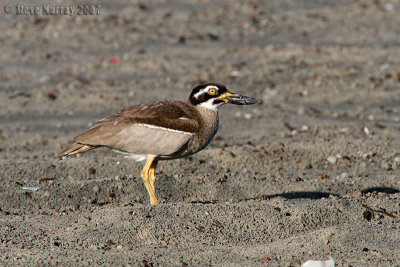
left=230, top=70, right=240, bottom=77
left=352, top=190, right=362, bottom=197
left=300, top=125, right=309, bottom=131
left=47, top=90, right=58, bottom=100
left=244, top=113, right=252, bottom=120
left=327, top=156, right=338, bottom=164
left=380, top=63, right=389, bottom=71
left=380, top=160, right=391, bottom=170
left=363, top=126, right=371, bottom=136
left=88, top=167, right=96, bottom=175
left=92, top=185, right=100, bottom=193
left=318, top=174, right=329, bottom=180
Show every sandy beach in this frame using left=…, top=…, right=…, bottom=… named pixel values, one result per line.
left=1, top=0, right=400, bottom=265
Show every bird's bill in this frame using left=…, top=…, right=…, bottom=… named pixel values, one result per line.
left=217, top=92, right=259, bottom=105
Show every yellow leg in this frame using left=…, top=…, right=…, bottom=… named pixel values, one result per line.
left=148, top=160, right=158, bottom=196
left=141, top=156, right=159, bottom=205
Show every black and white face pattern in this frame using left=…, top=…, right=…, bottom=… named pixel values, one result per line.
left=188, top=83, right=229, bottom=111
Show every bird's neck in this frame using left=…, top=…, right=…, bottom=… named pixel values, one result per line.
left=189, top=105, right=220, bottom=153
left=194, top=105, right=219, bottom=128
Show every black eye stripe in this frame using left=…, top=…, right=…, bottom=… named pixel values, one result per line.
left=212, top=99, right=225, bottom=105
left=195, top=91, right=213, bottom=103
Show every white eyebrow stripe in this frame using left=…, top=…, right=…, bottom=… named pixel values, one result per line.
left=178, top=117, right=189, bottom=120
left=193, top=85, right=218, bottom=99
left=137, top=123, right=193, bottom=135
left=193, top=88, right=207, bottom=99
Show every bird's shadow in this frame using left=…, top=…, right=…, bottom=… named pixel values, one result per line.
left=361, top=187, right=400, bottom=195
left=189, top=187, right=400, bottom=204
left=250, top=187, right=400, bottom=201
left=255, top=187, right=399, bottom=200
left=244, top=191, right=337, bottom=201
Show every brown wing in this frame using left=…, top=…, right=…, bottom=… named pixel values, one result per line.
left=72, top=101, right=199, bottom=156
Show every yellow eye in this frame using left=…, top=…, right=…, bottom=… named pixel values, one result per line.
left=208, top=87, right=218, bottom=95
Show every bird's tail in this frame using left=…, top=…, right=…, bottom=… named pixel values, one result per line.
left=57, top=142, right=95, bottom=159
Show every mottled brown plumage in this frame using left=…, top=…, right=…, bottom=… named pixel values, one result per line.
left=58, top=101, right=200, bottom=159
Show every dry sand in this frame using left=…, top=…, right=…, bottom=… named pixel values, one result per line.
left=1, top=0, right=400, bottom=265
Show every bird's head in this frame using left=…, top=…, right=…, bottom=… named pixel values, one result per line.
left=188, top=83, right=259, bottom=111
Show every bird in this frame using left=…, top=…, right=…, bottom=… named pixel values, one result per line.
left=57, top=83, right=258, bottom=204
